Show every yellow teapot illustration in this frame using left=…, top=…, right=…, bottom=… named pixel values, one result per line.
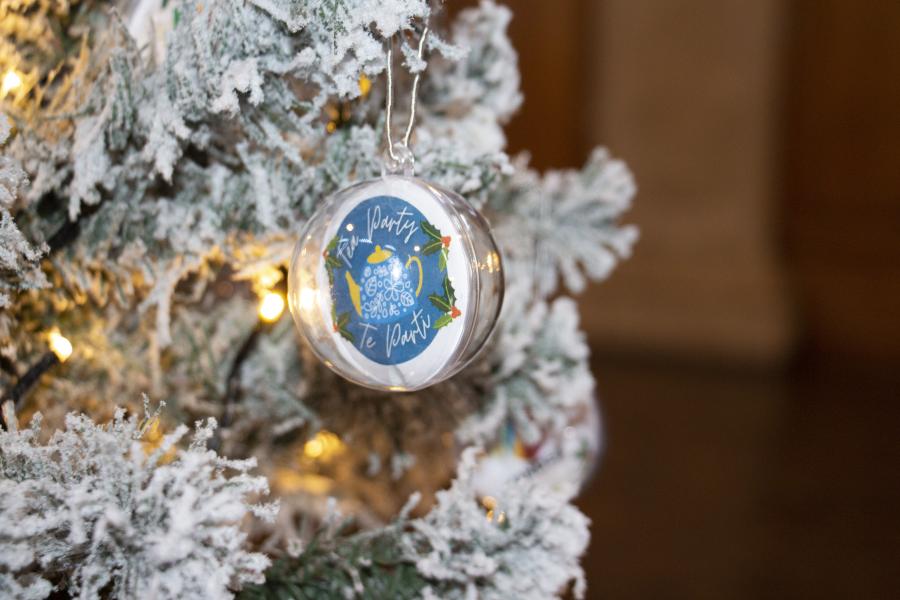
left=344, top=245, right=423, bottom=322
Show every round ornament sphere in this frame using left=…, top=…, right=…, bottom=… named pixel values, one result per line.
left=288, top=175, right=504, bottom=391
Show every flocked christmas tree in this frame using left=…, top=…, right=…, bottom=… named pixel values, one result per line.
left=0, top=0, right=637, bottom=598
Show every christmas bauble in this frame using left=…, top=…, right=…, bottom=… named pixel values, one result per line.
left=471, top=395, right=603, bottom=501
left=288, top=175, right=504, bottom=391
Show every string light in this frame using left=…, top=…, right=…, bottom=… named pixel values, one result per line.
left=324, top=74, right=371, bottom=134
left=302, top=430, right=344, bottom=461
left=481, top=495, right=507, bottom=525
left=258, top=291, right=285, bottom=323
left=358, top=74, right=371, bottom=97
left=253, top=266, right=282, bottom=294
left=1, top=329, right=74, bottom=427
left=48, top=329, right=73, bottom=362
left=482, top=495, right=497, bottom=521
left=1, top=69, right=22, bottom=98
left=213, top=269, right=288, bottom=447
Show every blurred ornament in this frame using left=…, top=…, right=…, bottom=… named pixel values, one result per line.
left=471, top=395, right=603, bottom=500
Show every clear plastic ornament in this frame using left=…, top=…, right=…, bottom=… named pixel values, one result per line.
left=288, top=173, right=504, bottom=391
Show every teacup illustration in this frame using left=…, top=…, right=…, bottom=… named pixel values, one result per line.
left=344, top=245, right=423, bottom=323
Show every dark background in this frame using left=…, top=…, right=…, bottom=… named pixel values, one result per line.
left=476, top=0, right=898, bottom=597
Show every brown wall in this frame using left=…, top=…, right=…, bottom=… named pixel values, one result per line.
left=500, top=0, right=900, bottom=368
left=783, top=0, right=900, bottom=364
left=493, top=4, right=900, bottom=596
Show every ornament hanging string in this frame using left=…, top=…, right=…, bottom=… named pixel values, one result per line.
left=384, top=26, right=429, bottom=170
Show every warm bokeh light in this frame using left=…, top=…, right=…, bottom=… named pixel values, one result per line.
left=253, top=266, right=282, bottom=294
left=0, top=69, right=21, bottom=98
left=139, top=417, right=176, bottom=462
left=358, top=74, right=371, bottom=97
left=274, top=469, right=333, bottom=495
left=302, top=430, right=344, bottom=461
left=483, top=251, right=501, bottom=273
left=48, top=329, right=73, bottom=362
left=481, top=495, right=506, bottom=524
left=482, top=495, right=497, bottom=521
left=304, top=436, right=323, bottom=458
left=258, top=292, right=285, bottom=322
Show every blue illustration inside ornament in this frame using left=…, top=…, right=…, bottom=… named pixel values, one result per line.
left=323, top=196, right=460, bottom=365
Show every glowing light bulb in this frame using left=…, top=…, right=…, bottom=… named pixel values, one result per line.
left=358, top=74, right=371, bottom=97
left=1, top=70, right=22, bottom=98
left=258, top=292, right=285, bottom=322
left=481, top=495, right=505, bottom=523
left=48, top=329, right=73, bottom=362
left=303, top=430, right=344, bottom=461
left=303, top=437, right=323, bottom=459
left=254, top=267, right=282, bottom=292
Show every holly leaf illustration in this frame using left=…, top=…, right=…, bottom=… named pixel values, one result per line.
left=433, top=314, right=453, bottom=329
left=422, top=238, right=442, bottom=255
left=324, top=245, right=343, bottom=286
left=443, top=276, right=456, bottom=306
left=335, top=311, right=354, bottom=342
left=429, top=294, right=452, bottom=312
left=438, top=248, right=448, bottom=272
left=421, top=220, right=442, bottom=241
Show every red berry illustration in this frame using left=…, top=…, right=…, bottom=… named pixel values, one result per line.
left=441, top=236, right=451, bottom=248
left=451, top=306, right=461, bottom=319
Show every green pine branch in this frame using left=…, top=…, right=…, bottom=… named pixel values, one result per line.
left=240, top=525, right=426, bottom=600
